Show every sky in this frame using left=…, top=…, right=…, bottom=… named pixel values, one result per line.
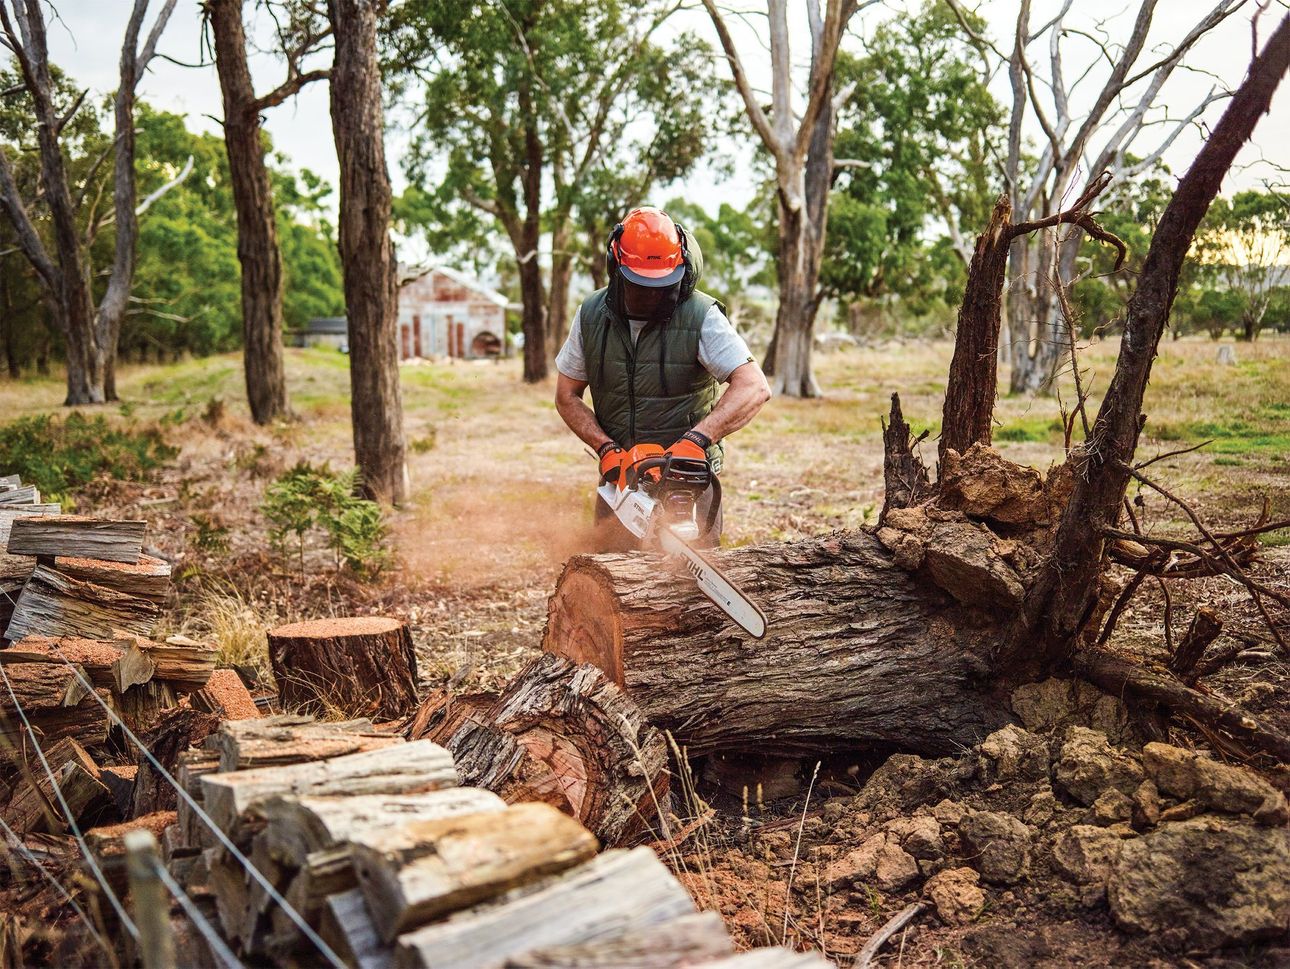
left=36, top=1, right=1290, bottom=235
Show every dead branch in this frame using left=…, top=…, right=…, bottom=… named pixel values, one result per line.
left=1076, top=646, right=1290, bottom=763
left=1168, top=608, right=1224, bottom=682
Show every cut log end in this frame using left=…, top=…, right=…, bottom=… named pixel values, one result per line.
left=543, top=564, right=625, bottom=684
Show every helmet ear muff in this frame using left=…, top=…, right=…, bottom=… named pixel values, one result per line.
left=605, top=222, right=625, bottom=279
left=673, top=221, right=696, bottom=288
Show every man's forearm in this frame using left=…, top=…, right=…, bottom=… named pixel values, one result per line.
left=555, top=395, right=614, bottom=452
left=693, top=365, right=772, bottom=443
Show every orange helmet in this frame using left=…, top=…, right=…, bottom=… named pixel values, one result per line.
left=609, top=207, right=687, bottom=288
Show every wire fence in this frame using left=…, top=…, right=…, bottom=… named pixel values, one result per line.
left=0, top=647, right=345, bottom=969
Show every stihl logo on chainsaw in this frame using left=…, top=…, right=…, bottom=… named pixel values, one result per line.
left=597, top=444, right=767, bottom=639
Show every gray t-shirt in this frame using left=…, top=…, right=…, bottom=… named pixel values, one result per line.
left=555, top=303, right=756, bottom=384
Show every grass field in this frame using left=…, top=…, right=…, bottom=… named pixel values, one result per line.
left=2, top=334, right=1287, bottom=579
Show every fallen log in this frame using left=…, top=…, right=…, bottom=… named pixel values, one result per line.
left=392, top=846, right=695, bottom=969
left=410, top=653, right=669, bottom=845
left=543, top=531, right=1007, bottom=756
left=6, top=516, right=145, bottom=564
left=350, top=802, right=598, bottom=943
left=267, top=616, right=418, bottom=720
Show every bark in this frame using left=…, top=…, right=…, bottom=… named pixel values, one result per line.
left=267, top=616, right=418, bottom=720
left=516, top=74, right=548, bottom=384
left=206, top=0, right=290, bottom=424
left=1012, top=14, right=1290, bottom=675
left=941, top=195, right=1012, bottom=462
left=543, top=531, right=1009, bottom=756
left=327, top=0, right=408, bottom=503
left=130, top=706, right=219, bottom=817
left=546, top=219, right=574, bottom=358
left=6, top=516, right=145, bottom=563
left=880, top=393, right=931, bottom=524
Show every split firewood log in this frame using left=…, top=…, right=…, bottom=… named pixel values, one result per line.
left=267, top=616, right=418, bottom=720
left=6, top=516, right=145, bottom=564
left=349, top=802, right=598, bottom=943
left=392, top=847, right=695, bottom=969
left=4, top=737, right=111, bottom=834
left=504, top=911, right=735, bottom=968
left=0, top=662, right=109, bottom=748
left=205, top=714, right=404, bottom=772
left=190, top=668, right=261, bottom=720
left=131, top=707, right=220, bottom=818
left=55, top=554, right=170, bottom=604
left=4, top=565, right=158, bottom=641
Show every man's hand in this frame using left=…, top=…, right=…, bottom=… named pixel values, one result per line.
left=665, top=429, right=711, bottom=462
left=598, top=441, right=625, bottom=483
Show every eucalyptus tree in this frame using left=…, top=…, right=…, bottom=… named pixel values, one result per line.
left=944, top=0, right=1249, bottom=394
left=702, top=0, right=872, bottom=398
left=204, top=0, right=331, bottom=424
left=0, top=0, right=184, bottom=403
left=388, top=0, right=716, bottom=383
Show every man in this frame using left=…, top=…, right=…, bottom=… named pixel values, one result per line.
left=554, top=206, right=771, bottom=550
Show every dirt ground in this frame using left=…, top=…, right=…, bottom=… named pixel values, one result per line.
left=3, top=334, right=1287, bottom=965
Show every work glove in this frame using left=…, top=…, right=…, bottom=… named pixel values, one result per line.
left=665, top=429, right=712, bottom=463
left=598, top=441, right=625, bottom=484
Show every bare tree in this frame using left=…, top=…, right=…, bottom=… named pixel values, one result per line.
left=204, top=0, right=331, bottom=425
left=945, top=0, right=1246, bottom=395
left=0, top=0, right=183, bottom=404
left=702, top=0, right=872, bottom=398
left=327, top=0, right=407, bottom=504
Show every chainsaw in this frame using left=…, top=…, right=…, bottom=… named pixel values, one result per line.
left=597, top=443, right=767, bottom=639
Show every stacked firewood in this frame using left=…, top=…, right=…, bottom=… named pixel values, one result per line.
left=161, top=714, right=827, bottom=968
left=0, top=473, right=260, bottom=843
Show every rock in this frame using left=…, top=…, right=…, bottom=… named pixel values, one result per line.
left=1141, top=743, right=1288, bottom=825
left=979, top=724, right=1049, bottom=782
left=923, top=520, right=1025, bottom=611
left=876, top=527, right=925, bottom=571
left=1053, top=727, right=1143, bottom=806
left=937, top=445, right=1051, bottom=526
left=1131, top=780, right=1162, bottom=829
left=825, top=832, right=919, bottom=892
left=884, top=816, right=943, bottom=861
left=932, top=799, right=966, bottom=825
left=1011, top=678, right=1138, bottom=746
left=958, top=810, right=1033, bottom=885
left=924, top=867, right=985, bottom=926
left=874, top=840, right=920, bottom=891
left=1158, top=799, right=1204, bottom=823
left=1023, top=788, right=1064, bottom=828
left=1051, top=825, right=1125, bottom=887
left=857, top=753, right=971, bottom=817
left=1091, top=788, right=1135, bottom=826
left=1108, top=815, right=1290, bottom=950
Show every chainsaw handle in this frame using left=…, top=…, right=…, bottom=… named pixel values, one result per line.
left=624, top=455, right=672, bottom=491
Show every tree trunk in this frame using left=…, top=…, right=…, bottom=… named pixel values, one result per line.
left=940, top=195, right=1011, bottom=463
left=766, top=92, right=832, bottom=398
left=1007, top=12, right=1290, bottom=675
left=327, top=0, right=408, bottom=504
left=267, top=615, right=419, bottom=720
left=546, top=219, right=573, bottom=358
left=518, top=251, right=547, bottom=383
left=207, top=0, right=291, bottom=425
left=543, top=532, right=1009, bottom=756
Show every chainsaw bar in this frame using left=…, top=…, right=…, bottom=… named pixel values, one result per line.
left=658, top=526, right=767, bottom=639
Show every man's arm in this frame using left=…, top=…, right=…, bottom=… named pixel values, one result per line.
left=555, top=373, right=614, bottom=452
left=692, top=361, right=771, bottom=443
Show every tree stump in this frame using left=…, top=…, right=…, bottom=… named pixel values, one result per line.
left=267, top=617, right=417, bottom=720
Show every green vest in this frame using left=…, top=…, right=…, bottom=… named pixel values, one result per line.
left=580, top=288, right=725, bottom=473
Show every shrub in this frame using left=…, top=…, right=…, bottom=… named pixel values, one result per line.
left=0, top=412, right=176, bottom=503
left=261, top=462, right=389, bottom=577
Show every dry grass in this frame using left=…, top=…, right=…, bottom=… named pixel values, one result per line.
left=170, top=585, right=279, bottom=687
